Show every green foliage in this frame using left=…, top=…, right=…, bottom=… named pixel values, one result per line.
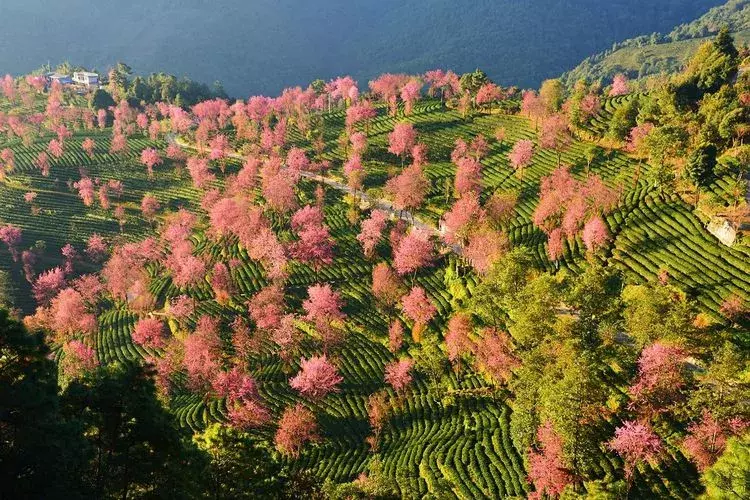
left=607, top=96, right=639, bottom=140
left=61, top=363, right=207, bottom=498
left=459, top=69, right=489, bottom=95
left=701, top=433, right=750, bottom=499
left=0, top=309, right=87, bottom=499
left=688, top=28, right=740, bottom=93
left=689, top=342, right=750, bottom=421
left=193, top=423, right=298, bottom=499
left=687, top=142, right=718, bottom=186
left=89, top=88, right=115, bottom=110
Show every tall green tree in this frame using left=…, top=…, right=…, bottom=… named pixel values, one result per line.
left=0, top=309, right=87, bottom=499
left=61, top=363, right=207, bottom=499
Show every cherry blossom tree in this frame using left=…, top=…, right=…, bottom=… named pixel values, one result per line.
left=61, top=243, right=78, bottom=275
left=141, top=194, right=160, bottom=220
left=372, top=263, right=404, bottom=308
left=48, top=138, right=64, bottom=158
left=248, top=284, right=285, bottom=330
left=401, top=286, right=437, bottom=327
left=187, top=157, right=215, bottom=189
left=35, top=152, right=50, bottom=177
left=0, top=224, right=22, bottom=261
left=388, top=320, right=405, bottom=353
left=582, top=215, right=610, bottom=252
left=608, top=420, right=663, bottom=478
left=303, top=284, right=345, bottom=324
left=291, top=223, right=334, bottom=272
left=385, top=163, right=429, bottom=212
left=384, top=358, right=414, bottom=392
left=629, top=342, right=687, bottom=417
left=210, top=262, right=233, bottom=304
left=475, top=83, right=503, bottom=110
left=74, top=177, right=95, bottom=207
left=400, top=80, right=422, bottom=115
left=32, top=267, right=66, bottom=305
left=275, top=404, right=319, bottom=457
left=132, top=317, right=167, bottom=348
left=140, top=147, right=162, bottom=179
left=61, top=340, right=98, bottom=379
left=289, top=355, right=343, bottom=400
left=49, top=287, right=97, bottom=340
left=527, top=421, right=573, bottom=499
left=183, top=315, right=222, bottom=392
left=343, top=154, right=364, bottom=192
left=444, top=313, right=474, bottom=364
left=1, top=148, right=15, bottom=171
left=357, top=209, right=389, bottom=257
left=683, top=411, right=749, bottom=471
left=508, top=139, right=534, bottom=174
left=388, top=122, right=417, bottom=163
left=392, top=229, right=434, bottom=277
left=539, top=113, right=572, bottom=165
left=454, top=156, right=482, bottom=198
left=97, top=109, right=108, bottom=129
left=474, top=328, right=518, bottom=384
left=609, top=74, right=630, bottom=97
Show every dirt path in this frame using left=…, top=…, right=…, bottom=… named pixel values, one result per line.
left=169, top=134, right=448, bottom=241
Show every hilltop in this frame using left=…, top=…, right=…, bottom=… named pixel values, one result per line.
left=562, top=0, right=750, bottom=86
left=0, top=0, right=726, bottom=96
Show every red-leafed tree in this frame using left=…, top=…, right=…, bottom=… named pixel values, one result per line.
left=248, top=284, right=285, bottom=330
left=444, top=313, right=474, bottom=365
left=527, top=421, right=573, bottom=499
left=384, top=358, right=414, bottom=392
left=474, top=328, right=518, bottom=384
left=275, top=404, right=319, bottom=457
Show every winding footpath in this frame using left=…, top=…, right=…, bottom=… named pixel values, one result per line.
left=168, top=134, right=450, bottom=243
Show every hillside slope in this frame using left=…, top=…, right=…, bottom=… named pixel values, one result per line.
left=0, top=0, right=724, bottom=96
left=562, top=0, right=750, bottom=85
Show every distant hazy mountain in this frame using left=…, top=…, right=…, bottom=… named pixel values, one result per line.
left=0, top=0, right=725, bottom=96
left=562, top=0, right=750, bottom=86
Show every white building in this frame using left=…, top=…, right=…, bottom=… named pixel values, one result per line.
left=72, top=71, right=99, bottom=87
